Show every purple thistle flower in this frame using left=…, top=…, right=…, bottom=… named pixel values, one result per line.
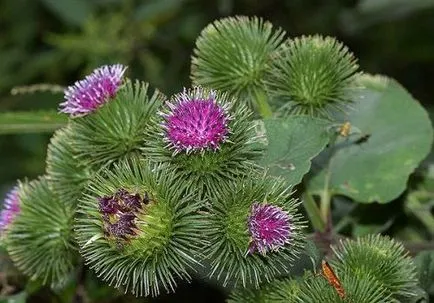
left=60, top=64, right=127, bottom=116
left=97, top=189, right=149, bottom=240
left=98, top=196, right=118, bottom=214
left=162, top=87, right=231, bottom=153
left=247, top=202, right=292, bottom=254
left=0, top=187, right=20, bottom=233
left=108, top=213, right=137, bottom=238
left=114, top=189, right=141, bottom=211
left=123, top=193, right=142, bottom=210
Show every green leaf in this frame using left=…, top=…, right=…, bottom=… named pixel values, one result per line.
left=39, top=0, right=94, bottom=26
left=0, top=111, right=67, bottom=135
left=256, top=116, right=330, bottom=186
left=308, top=75, right=433, bottom=203
left=414, top=250, right=434, bottom=296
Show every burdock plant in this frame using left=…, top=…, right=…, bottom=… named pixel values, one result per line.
left=5, top=178, right=77, bottom=287
left=203, top=175, right=305, bottom=287
left=266, top=35, right=359, bottom=118
left=66, top=65, right=165, bottom=169
left=0, top=12, right=431, bottom=303
left=143, top=86, right=261, bottom=198
left=191, top=16, right=285, bottom=116
left=75, top=158, right=204, bottom=296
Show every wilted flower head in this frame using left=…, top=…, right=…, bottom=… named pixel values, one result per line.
left=98, top=188, right=150, bottom=240
left=248, top=202, right=292, bottom=254
left=162, top=87, right=231, bottom=153
left=60, top=64, right=127, bottom=116
left=0, top=187, right=20, bottom=233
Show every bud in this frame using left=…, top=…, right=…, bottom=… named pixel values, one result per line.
left=267, top=35, right=359, bottom=118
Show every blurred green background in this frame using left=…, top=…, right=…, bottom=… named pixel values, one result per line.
left=1, top=0, right=434, bottom=300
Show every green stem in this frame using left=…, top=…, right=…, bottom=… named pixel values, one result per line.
left=254, top=88, right=273, bottom=118
left=320, top=170, right=332, bottom=222
left=319, top=133, right=338, bottom=223
left=303, top=191, right=326, bottom=232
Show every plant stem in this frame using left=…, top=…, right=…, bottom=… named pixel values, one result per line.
left=319, top=134, right=339, bottom=224
left=320, top=170, right=332, bottom=222
left=254, top=88, right=273, bottom=118
left=303, top=191, right=326, bottom=232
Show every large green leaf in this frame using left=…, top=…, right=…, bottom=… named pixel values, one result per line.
left=0, top=111, right=67, bottom=134
left=256, top=116, right=330, bottom=186
left=414, top=250, right=434, bottom=296
left=308, top=75, right=433, bottom=203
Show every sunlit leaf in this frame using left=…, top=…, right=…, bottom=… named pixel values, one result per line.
left=256, top=116, right=330, bottom=186
left=308, top=75, right=433, bottom=203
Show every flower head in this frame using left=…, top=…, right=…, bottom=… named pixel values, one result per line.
left=98, top=188, right=148, bottom=240
left=0, top=186, right=20, bottom=233
left=267, top=35, right=359, bottom=118
left=76, top=159, right=204, bottom=296
left=60, top=64, right=127, bottom=116
left=248, top=202, right=292, bottom=254
left=191, top=16, right=286, bottom=111
left=162, top=87, right=231, bottom=153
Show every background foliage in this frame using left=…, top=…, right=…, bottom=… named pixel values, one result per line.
left=1, top=0, right=434, bottom=302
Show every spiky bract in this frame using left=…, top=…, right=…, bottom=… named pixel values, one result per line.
left=143, top=87, right=261, bottom=198
left=6, top=177, right=77, bottom=287
left=331, top=235, right=419, bottom=301
left=228, top=278, right=300, bottom=303
left=60, top=64, right=127, bottom=116
left=191, top=16, right=285, bottom=110
left=75, top=158, right=203, bottom=297
left=203, top=175, right=304, bottom=287
left=266, top=35, right=359, bottom=118
left=227, top=284, right=276, bottom=303
left=69, top=79, right=164, bottom=168
left=297, top=270, right=392, bottom=303
left=46, top=126, right=93, bottom=206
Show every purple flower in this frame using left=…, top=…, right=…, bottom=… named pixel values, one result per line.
left=97, top=189, right=149, bottom=240
left=247, top=202, right=292, bottom=254
left=114, top=189, right=141, bottom=211
left=108, top=213, right=136, bottom=238
left=98, top=196, right=118, bottom=214
left=162, top=87, right=231, bottom=153
left=60, top=64, right=127, bottom=116
left=123, top=193, right=142, bottom=210
left=0, top=187, right=20, bottom=233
